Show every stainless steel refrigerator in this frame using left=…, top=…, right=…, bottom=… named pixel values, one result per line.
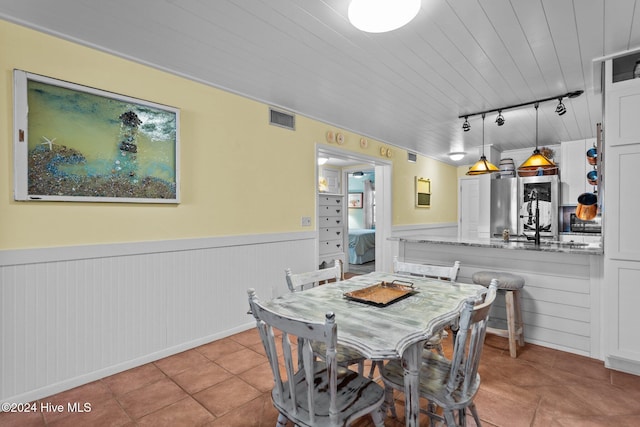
left=490, top=177, right=518, bottom=237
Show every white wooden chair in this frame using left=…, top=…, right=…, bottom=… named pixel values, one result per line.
left=380, top=280, right=498, bottom=426
left=247, top=289, right=386, bottom=427
left=367, top=257, right=461, bottom=378
left=285, top=259, right=343, bottom=292
left=393, top=257, right=461, bottom=282
left=395, top=257, right=461, bottom=354
left=285, top=260, right=367, bottom=375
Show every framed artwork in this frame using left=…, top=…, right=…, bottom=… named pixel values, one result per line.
left=415, top=177, right=431, bottom=207
left=13, top=70, right=180, bottom=203
left=348, top=192, right=363, bottom=208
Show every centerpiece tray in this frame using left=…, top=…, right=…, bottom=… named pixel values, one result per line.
left=344, top=280, right=416, bottom=307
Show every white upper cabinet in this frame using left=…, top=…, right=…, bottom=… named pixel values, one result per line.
left=560, top=138, right=596, bottom=205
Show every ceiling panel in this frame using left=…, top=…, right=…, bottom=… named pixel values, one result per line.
left=1, top=0, right=638, bottom=164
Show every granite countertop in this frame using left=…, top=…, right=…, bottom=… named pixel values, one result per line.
left=392, top=235, right=603, bottom=255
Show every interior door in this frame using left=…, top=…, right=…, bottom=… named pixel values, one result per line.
left=459, top=177, right=479, bottom=240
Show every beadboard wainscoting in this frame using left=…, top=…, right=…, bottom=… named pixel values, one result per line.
left=0, top=232, right=316, bottom=403
left=397, top=240, right=604, bottom=360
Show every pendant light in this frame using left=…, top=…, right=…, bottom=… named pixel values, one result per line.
left=466, top=114, right=499, bottom=175
left=517, top=103, right=558, bottom=176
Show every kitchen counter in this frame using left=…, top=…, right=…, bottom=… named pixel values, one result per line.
left=390, top=234, right=604, bottom=359
left=391, top=235, right=603, bottom=255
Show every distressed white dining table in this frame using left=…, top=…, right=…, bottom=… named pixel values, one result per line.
left=259, top=271, right=486, bottom=427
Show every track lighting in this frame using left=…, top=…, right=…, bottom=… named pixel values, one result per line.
left=459, top=90, right=582, bottom=123
left=555, top=98, right=566, bottom=116
left=462, top=116, right=470, bottom=132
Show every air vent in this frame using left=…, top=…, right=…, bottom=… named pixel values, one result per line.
left=407, top=152, right=417, bottom=163
left=269, top=107, right=295, bottom=130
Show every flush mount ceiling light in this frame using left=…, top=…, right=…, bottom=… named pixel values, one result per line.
left=466, top=114, right=499, bottom=176
left=449, top=152, right=466, bottom=161
left=317, top=156, right=329, bottom=165
left=462, top=116, right=471, bottom=132
left=495, top=110, right=505, bottom=126
left=348, top=0, right=421, bottom=33
left=555, top=98, right=567, bottom=116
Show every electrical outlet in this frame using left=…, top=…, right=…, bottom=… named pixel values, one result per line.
left=301, top=216, right=311, bottom=227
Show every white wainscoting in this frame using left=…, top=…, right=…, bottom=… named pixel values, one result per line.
left=0, top=232, right=316, bottom=403
left=397, top=241, right=603, bottom=359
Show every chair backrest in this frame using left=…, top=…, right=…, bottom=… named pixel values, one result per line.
left=393, top=256, right=460, bottom=281
left=446, top=279, right=498, bottom=396
left=285, top=259, right=342, bottom=292
left=247, top=288, right=339, bottom=426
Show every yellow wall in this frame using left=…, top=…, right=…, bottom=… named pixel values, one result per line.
left=0, top=20, right=458, bottom=250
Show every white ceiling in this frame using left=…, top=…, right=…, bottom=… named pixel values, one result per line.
left=2, top=0, right=639, bottom=165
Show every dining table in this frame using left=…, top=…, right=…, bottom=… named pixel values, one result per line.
left=259, top=271, right=486, bottom=427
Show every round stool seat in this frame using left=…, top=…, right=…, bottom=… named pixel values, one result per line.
left=472, top=271, right=524, bottom=291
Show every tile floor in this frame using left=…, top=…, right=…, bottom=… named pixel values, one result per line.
left=2, top=327, right=640, bottom=426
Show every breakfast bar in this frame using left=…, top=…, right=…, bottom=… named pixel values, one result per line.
left=390, top=235, right=604, bottom=359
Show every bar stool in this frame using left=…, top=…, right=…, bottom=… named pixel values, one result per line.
left=472, top=271, right=525, bottom=358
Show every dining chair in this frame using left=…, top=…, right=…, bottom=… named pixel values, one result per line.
left=367, top=257, right=461, bottom=379
left=380, top=280, right=498, bottom=427
left=285, top=260, right=367, bottom=375
left=247, top=289, right=386, bottom=427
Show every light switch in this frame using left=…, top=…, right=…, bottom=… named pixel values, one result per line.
left=301, top=217, right=311, bottom=227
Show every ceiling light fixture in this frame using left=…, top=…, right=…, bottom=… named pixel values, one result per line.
left=458, top=90, right=583, bottom=122
left=495, top=110, right=505, bottom=126
left=517, top=103, right=558, bottom=176
left=555, top=98, right=566, bottom=116
left=318, top=156, right=329, bottom=165
left=466, top=114, right=499, bottom=175
left=462, top=116, right=471, bottom=132
left=348, top=0, right=421, bottom=33
left=449, top=152, right=466, bottom=161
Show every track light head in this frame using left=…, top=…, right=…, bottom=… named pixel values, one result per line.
left=495, top=111, right=505, bottom=126
left=462, top=116, right=470, bottom=132
left=555, top=98, right=566, bottom=116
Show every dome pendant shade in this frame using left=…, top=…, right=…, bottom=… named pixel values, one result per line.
left=467, top=156, right=500, bottom=175
left=518, top=103, right=558, bottom=176
left=466, top=113, right=499, bottom=175
left=348, top=0, right=420, bottom=33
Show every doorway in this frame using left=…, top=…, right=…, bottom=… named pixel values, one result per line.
left=317, top=145, right=392, bottom=274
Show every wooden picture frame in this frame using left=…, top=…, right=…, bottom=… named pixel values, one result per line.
left=416, top=177, right=431, bottom=207
left=13, top=70, right=180, bottom=203
left=348, top=192, right=363, bottom=208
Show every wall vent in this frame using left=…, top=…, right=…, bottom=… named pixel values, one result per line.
left=269, top=107, right=295, bottom=130
left=407, top=152, right=417, bottom=162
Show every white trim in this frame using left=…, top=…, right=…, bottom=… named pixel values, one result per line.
left=0, top=231, right=316, bottom=266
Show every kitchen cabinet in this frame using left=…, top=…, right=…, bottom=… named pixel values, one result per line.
left=560, top=138, right=596, bottom=205
left=318, top=194, right=346, bottom=269
left=602, top=50, right=640, bottom=375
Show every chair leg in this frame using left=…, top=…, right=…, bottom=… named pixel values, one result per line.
left=443, top=410, right=457, bottom=427
left=357, top=360, right=364, bottom=376
left=514, top=289, right=525, bottom=347
left=383, top=385, right=397, bottom=419
left=469, top=402, right=482, bottom=427
left=371, top=408, right=385, bottom=427
left=368, top=360, right=382, bottom=379
left=505, top=290, right=518, bottom=358
left=276, top=413, right=288, bottom=427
